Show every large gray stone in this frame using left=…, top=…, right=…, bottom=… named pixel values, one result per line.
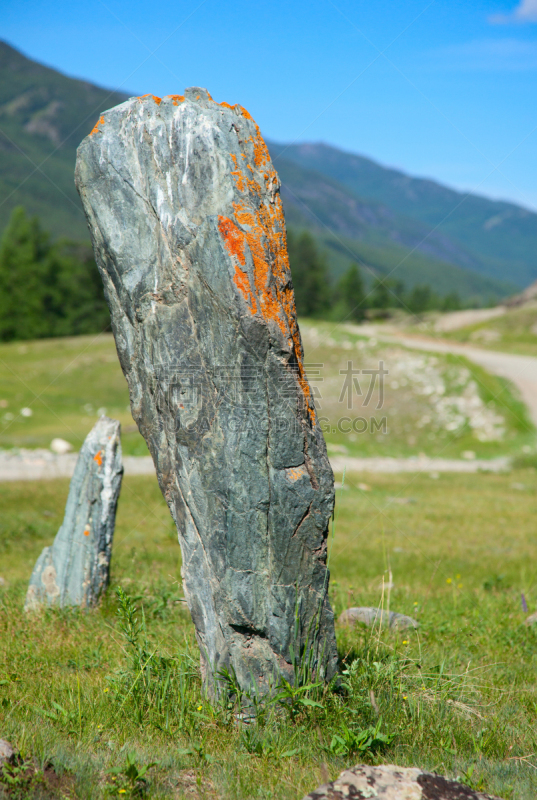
left=302, top=764, right=503, bottom=800
left=75, top=87, right=338, bottom=694
left=339, top=607, right=419, bottom=630
left=25, top=417, right=123, bottom=611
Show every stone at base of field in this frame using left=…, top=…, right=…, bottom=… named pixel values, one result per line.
left=24, top=417, right=123, bottom=611
left=339, top=607, right=419, bottom=629
left=0, top=739, right=16, bottom=767
left=302, top=764, right=503, bottom=800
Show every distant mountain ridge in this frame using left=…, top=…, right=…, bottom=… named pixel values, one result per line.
left=270, top=141, right=537, bottom=287
left=0, top=39, right=532, bottom=301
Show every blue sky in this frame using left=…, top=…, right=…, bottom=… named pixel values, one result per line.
left=2, top=0, right=537, bottom=208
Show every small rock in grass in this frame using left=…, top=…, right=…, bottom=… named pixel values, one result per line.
left=20, top=407, right=33, bottom=417
left=462, top=450, right=476, bottom=460
left=339, top=607, right=418, bottom=630
left=301, top=764, right=503, bottom=799
left=388, top=496, right=416, bottom=505
left=357, top=482, right=371, bottom=491
left=524, top=612, right=537, bottom=626
left=0, top=739, right=16, bottom=766
left=50, top=438, right=73, bottom=455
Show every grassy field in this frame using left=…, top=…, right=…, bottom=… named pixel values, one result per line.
left=1, top=329, right=537, bottom=798
left=0, top=322, right=534, bottom=460
left=3, top=469, right=537, bottom=798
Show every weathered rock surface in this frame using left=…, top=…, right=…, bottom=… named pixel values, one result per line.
left=302, top=764, right=503, bottom=800
left=25, top=417, right=123, bottom=610
left=0, top=739, right=16, bottom=767
left=75, top=88, right=338, bottom=694
left=339, top=607, right=419, bottom=629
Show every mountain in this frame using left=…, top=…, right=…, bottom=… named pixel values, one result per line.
left=0, top=40, right=526, bottom=301
left=0, top=40, right=128, bottom=240
left=270, top=141, right=537, bottom=288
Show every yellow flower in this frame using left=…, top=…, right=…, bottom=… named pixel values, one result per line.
left=413, top=601, right=418, bottom=606
left=118, top=791, right=126, bottom=795
left=458, top=583, right=463, bottom=589
left=104, top=688, right=109, bottom=693
left=402, top=695, right=407, bottom=700
left=197, top=705, right=202, bottom=711
left=456, top=574, right=461, bottom=580
left=446, top=578, right=452, bottom=584
left=402, top=640, right=408, bottom=645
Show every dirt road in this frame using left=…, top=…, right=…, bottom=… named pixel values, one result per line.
left=350, top=324, right=537, bottom=429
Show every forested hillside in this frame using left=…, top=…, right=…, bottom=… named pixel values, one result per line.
left=0, top=39, right=531, bottom=304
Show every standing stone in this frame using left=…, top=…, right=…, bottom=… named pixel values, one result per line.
left=75, top=88, right=338, bottom=694
left=25, top=417, right=123, bottom=611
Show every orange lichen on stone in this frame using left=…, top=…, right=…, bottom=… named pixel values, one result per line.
left=230, top=154, right=245, bottom=192
left=94, top=450, right=103, bottom=467
left=90, top=115, right=105, bottom=136
left=224, top=122, right=314, bottom=421
left=167, top=94, right=185, bottom=105
left=83, top=525, right=91, bottom=537
left=218, top=215, right=246, bottom=265
left=218, top=216, right=257, bottom=314
left=286, top=467, right=306, bottom=483
left=138, top=94, right=162, bottom=104
left=238, top=105, right=253, bottom=121
left=232, top=264, right=257, bottom=314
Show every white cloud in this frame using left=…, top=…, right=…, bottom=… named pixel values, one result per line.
left=490, top=0, right=537, bottom=24
left=431, top=38, right=537, bottom=70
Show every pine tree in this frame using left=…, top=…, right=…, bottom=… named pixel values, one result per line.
left=0, top=207, right=51, bottom=341
left=288, top=230, right=331, bottom=317
left=0, top=207, right=109, bottom=341
left=336, top=263, right=367, bottom=322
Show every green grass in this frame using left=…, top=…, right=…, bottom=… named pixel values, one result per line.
left=0, top=334, right=148, bottom=455
left=3, top=469, right=537, bottom=798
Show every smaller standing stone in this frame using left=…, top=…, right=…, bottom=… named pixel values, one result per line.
left=25, top=417, right=123, bottom=611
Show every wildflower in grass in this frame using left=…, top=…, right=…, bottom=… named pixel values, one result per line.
left=402, top=640, right=408, bottom=645
left=118, top=791, right=126, bottom=795
left=104, top=687, right=109, bottom=693
left=403, top=695, right=407, bottom=700
left=458, top=583, right=463, bottom=589
left=197, top=705, right=202, bottom=711
left=446, top=578, right=452, bottom=584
